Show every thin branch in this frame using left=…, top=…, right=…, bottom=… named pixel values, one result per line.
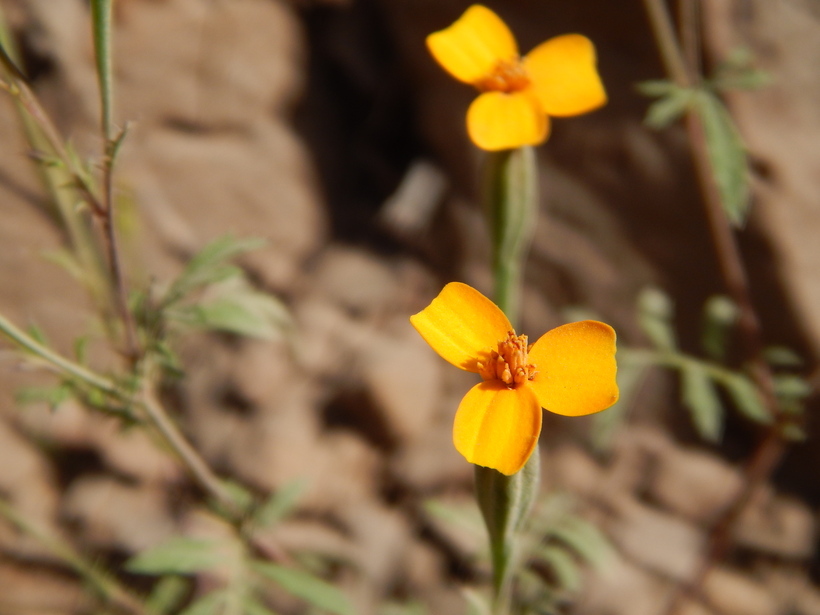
left=0, top=497, right=151, bottom=615
left=0, top=313, right=241, bottom=519
left=641, top=1, right=787, bottom=613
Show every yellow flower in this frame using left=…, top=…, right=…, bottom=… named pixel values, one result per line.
left=426, top=5, right=606, bottom=151
left=410, top=282, right=618, bottom=475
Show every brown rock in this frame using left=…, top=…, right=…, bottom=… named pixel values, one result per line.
left=576, top=548, right=673, bottom=615
left=361, top=328, right=443, bottom=444
left=63, top=476, right=175, bottom=552
left=0, top=561, right=91, bottom=615
left=607, top=494, right=705, bottom=582
left=704, top=567, right=779, bottom=615
left=734, top=489, right=815, bottom=559
left=648, top=447, right=744, bottom=525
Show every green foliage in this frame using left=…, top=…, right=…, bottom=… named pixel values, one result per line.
left=145, top=576, right=190, bottom=615
left=517, top=494, right=613, bottom=614
left=167, top=277, right=291, bottom=341
left=252, top=562, right=355, bottom=615
left=637, top=80, right=695, bottom=129
left=639, top=51, right=759, bottom=227
left=701, top=295, right=738, bottom=361
left=637, top=287, right=677, bottom=352
left=162, top=236, right=266, bottom=307
left=694, top=90, right=751, bottom=226
left=680, top=362, right=724, bottom=442
left=630, top=288, right=804, bottom=441
left=711, top=47, right=771, bottom=92
left=252, top=481, right=307, bottom=529
left=126, top=538, right=226, bottom=575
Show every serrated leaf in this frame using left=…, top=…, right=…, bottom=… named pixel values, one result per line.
left=637, top=288, right=677, bottom=351
left=695, top=91, right=751, bottom=226
left=145, top=576, right=189, bottom=615
left=537, top=546, right=582, bottom=592
left=681, top=363, right=724, bottom=442
left=126, top=538, right=224, bottom=575
left=254, top=481, right=306, bottom=528
left=252, top=562, right=355, bottom=615
left=720, top=373, right=771, bottom=425
left=178, top=590, right=228, bottom=615
left=644, top=89, right=695, bottom=129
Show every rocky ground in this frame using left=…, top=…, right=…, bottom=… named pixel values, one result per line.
left=1, top=0, right=819, bottom=614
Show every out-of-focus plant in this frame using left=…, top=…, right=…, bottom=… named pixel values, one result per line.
left=636, top=1, right=814, bottom=613
left=0, top=3, right=353, bottom=614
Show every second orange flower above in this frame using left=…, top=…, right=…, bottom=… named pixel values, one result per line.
left=426, top=5, right=607, bottom=151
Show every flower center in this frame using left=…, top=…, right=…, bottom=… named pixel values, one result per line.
left=477, top=331, right=538, bottom=388
left=475, top=58, right=531, bottom=93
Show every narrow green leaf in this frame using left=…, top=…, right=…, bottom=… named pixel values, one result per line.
left=252, top=562, right=355, bottom=615
left=681, top=363, right=724, bottom=442
left=254, top=481, right=306, bottom=528
left=537, top=545, right=582, bottom=592
left=636, top=80, right=677, bottom=97
left=165, top=236, right=266, bottom=305
left=243, top=597, right=279, bottom=615
left=178, top=590, right=228, bottom=615
left=644, top=89, right=695, bottom=129
left=774, top=374, right=812, bottom=403
left=15, top=384, right=72, bottom=410
left=720, top=373, right=771, bottom=425
left=126, top=538, right=223, bottom=575
left=695, top=91, right=751, bottom=226
left=550, top=518, right=612, bottom=566
left=701, top=295, right=738, bottom=360
left=145, top=576, right=189, bottom=615
left=764, top=346, right=803, bottom=368
left=461, top=588, right=492, bottom=615
left=637, top=288, right=677, bottom=351
left=89, top=0, right=114, bottom=139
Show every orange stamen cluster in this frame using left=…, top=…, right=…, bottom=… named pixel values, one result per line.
left=475, top=59, right=530, bottom=93
left=477, top=331, right=537, bottom=388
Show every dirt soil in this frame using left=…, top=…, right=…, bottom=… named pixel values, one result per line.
left=1, top=1, right=820, bottom=614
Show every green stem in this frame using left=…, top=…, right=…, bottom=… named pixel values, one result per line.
left=0, top=312, right=242, bottom=518
left=0, top=497, right=151, bottom=615
left=478, top=146, right=540, bottom=615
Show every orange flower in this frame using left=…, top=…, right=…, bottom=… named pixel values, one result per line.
left=426, top=5, right=606, bottom=151
left=410, top=282, right=618, bottom=475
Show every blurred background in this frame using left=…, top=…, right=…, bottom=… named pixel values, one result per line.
left=1, top=0, right=819, bottom=614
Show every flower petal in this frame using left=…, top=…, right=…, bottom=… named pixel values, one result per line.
left=426, top=5, right=518, bottom=85
left=410, top=282, right=511, bottom=372
left=453, top=381, right=542, bottom=475
left=523, top=34, right=606, bottom=117
left=467, top=91, right=549, bottom=151
left=528, top=320, right=618, bottom=416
